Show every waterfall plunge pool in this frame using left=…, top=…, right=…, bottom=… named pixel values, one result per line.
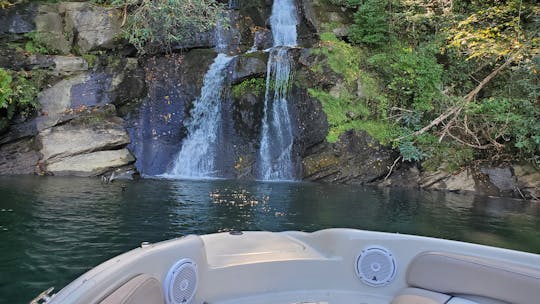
left=0, top=176, right=539, bottom=303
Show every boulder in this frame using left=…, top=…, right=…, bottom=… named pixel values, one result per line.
left=480, top=166, right=517, bottom=192
left=102, top=165, right=139, bottom=181
left=419, top=171, right=451, bottom=188
left=231, top=79, right=265, bottom=139
left=429, top=169, right=477, bottom=193
left=60, top=2, right=122, bottom=53
left=36, top=74, right=88, bottom=130
left=303, top=130, right=397, bottom=184
left=0, top=2, right=37, bottom=35
left=0, top=49, right=59, bottom=70
left=39, top=121, right=130, bottom=162
left=47, top=149, right=135, bottom=177
left=300, top=0, right=353, bottom=35
left=378, top=163, right=421, bottom=188
left=51, top=56, right=89, bottom=76
left=231, top=52, right=268, bottom=84
left=34, top=4, right=71, bottom=54
left=248, top=28, right=273, bottom=52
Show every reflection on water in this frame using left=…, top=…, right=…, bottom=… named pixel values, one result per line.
left=0, top=176, right=539, bottom=304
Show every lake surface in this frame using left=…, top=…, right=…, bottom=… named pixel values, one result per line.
left=1, top=176, right=539, bottom=303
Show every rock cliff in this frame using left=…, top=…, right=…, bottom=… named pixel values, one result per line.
left=0, top=0, right=537, bottom=200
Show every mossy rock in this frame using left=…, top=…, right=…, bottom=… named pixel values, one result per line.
left=232, top=51, right=268, bottom=84
left=231, top=77, right=266, bottom=140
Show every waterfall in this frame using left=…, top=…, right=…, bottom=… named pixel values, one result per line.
left=214, top=16, right=228, bottom=53
left=258, top=0, right=298, bottom=181
left=166, top=54, right=233, bottom=179
left=269, top=0, right=298, bottom=47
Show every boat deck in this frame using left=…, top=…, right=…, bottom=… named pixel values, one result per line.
left=214, top=290, right=389, bottom=304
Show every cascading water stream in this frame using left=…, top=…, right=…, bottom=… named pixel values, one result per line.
left=258, top=0, right=299, bottom=181
left=166, top=16, right=233, bottom=179
left=166, top=54, right=233, bottom=178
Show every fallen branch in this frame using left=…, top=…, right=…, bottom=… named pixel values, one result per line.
left=384, top=156, right=403, bottom=181
left=122, top=2, right=128, bottom=26
left=396, top=105, right=461, bottom=141
left=395, top=53, right=517, bottom=142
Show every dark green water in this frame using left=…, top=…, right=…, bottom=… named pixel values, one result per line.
left=1, top=176, right=539, bottom=303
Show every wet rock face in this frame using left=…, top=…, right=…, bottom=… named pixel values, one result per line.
left=290, top=85, right=328, bottom=157
left=303, top=130, right=397, bottom=184
left=232, top=52, right=269, bottom=84
left=227, top=49, right=328, bottom=179
left=125, top=50, right=217, bottom=175
left=296, top=0, right=320, bottom=46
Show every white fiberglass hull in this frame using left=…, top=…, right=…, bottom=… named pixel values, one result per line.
left=46, top=229, right=539, bottom=304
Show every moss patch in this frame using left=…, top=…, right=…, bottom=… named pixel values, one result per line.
left=232, top=77, right=266, bottom=99
left=311, top=32, right=364, bottom=85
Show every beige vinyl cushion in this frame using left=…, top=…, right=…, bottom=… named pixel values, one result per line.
left=391, top=287, right=451, bottom=304
left=406, top=252, right=540, bottom=304
left=99, top=274, right=164, bottom=304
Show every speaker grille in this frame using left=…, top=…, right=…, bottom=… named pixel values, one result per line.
left=356, top=246, right=396, bottom=287
left=164, top=259, right=198, bottom=304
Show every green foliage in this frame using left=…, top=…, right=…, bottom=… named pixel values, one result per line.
left=328, top=0, right=361, bottom=7
left=0, top=68, right=39, bottom=130
left=232, top=78, right=266, bottom=99
left=417, top=134, right=474, bottom=172
left=81, top=54, right=98, bottom=68
left=121, top=0, right=225, bottom=54
left=355, top=120, right=396, bottom=144
left=0, top=0, right=13, bottom=9
left=367, top=44, right=443, bottom=112
left=313, top=33, right=364, bottom=84
left=91, top=0, right=125, bottom=5
left=308, top=88, right=371, bottom=142
left=23, top=31, right=54, bottom=55
left=466, top=97, right=540, bottom=157
left=349, top=0, right=390, bottom=47
left=0, top=70, right=13, bottom=110
left=317, top=0, right=539, bottom=167
left=399, top=141, right=427, bottom=162
left=448, top=0, right=538, bottom=62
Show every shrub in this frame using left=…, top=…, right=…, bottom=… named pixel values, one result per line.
left=367, top=44, right=443, bottom=112
left=0, top=69, right=39, bottom=131
left=121, top=0, right=225, bottom=54
left=348, top=0, right=390, bottom=47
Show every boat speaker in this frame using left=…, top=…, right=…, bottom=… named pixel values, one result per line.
left=164, top=258, right=198, bottom=304
left=356, top=246, right=397, bottom=287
